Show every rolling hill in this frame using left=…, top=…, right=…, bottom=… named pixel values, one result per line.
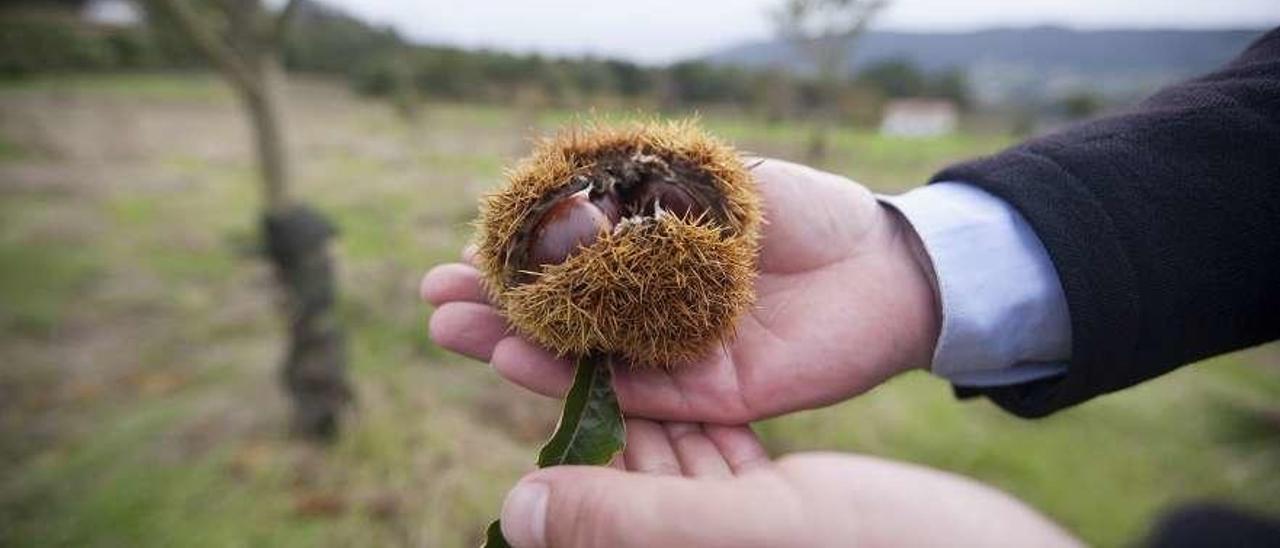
left=704, top=27, right=1269, bottom=105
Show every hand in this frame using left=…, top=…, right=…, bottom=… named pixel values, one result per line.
left=423, top=158, right=940, bottom=423
left=499, top=419, right=1080, bottom=548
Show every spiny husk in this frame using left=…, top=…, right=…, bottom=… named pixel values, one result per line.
left=475, top=119, right=761, bottom=369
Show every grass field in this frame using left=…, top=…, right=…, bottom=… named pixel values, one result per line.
left=1, top=74, right=1277, bottom=547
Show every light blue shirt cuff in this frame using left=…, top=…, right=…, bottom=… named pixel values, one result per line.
left=881, top=182, right=1072, bottom=388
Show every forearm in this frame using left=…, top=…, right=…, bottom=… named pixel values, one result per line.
left=922, top=28, right=1280, bottom=416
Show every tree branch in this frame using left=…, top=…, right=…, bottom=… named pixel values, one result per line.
left=839, top=0, right=886, bottom=40
left=273, top=0, right=303, bottom=42
left=144, top=0, right=259, bottom=95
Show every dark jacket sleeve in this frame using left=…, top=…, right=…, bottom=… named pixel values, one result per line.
left=934, top=28, right=1280, bottom=418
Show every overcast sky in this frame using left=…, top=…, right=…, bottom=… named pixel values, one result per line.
left=321, top=0, right=1280, bottom=64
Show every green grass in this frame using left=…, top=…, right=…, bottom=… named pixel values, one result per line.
left=0, top=74, right=1276, bottom=547
left=0, top=195, right=101, bottom=334
left=1, top=364, right=530, bottom=547
left=0, top=241, right=97, bottom=333
left=0, top=134, right=26, bottom=162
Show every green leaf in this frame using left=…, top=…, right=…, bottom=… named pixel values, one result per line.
left=482, top=520, right=510, bottom=548
left=537, top=352, right=626, bottom=467
left=480, top=352, right=626, bottom=547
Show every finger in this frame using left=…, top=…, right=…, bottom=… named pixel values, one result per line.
left=420, top=263, right=488, bottom=306
left=622, top=419, right=680, bottom=475
left=427, top=302, right=509, bottom=361
left=490, top=336, right=574, bottom=397
left=500, top=465, right=804, bottom=548
left=664, top=422, right=733, bottom=478
left=704, top=424, right=771, bottom=475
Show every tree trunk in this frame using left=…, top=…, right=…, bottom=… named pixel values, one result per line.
left=241, top=59, right=352, bottom=441
left=806, top=123, right=830, bottom=165
left=262, top=203, right=351, bottom=441
left=807, top=75, right=835, bottom=165
left=390, top=50, right=422, bottom=124
left=143, top=0, right=349, bottom=441
left=244, top=59, right=291, bottom=212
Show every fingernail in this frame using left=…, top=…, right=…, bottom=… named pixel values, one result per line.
left=501, top=481, right=549, bottom=548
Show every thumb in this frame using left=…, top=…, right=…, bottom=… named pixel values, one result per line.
left=499, top=465, right=808, bottom=548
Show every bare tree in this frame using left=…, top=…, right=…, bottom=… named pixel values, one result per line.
left=143, top=0, right=352, bottom=441
left=389, top=47, right=422, bottom=123
left=771, top=0, right=887, bottom=163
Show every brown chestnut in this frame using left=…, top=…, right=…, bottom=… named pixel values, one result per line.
left=639, top=181, right=703, bottom=219
left=591, top=190, right=623, bottom=225
left=529, top=189, right=614, bottom=268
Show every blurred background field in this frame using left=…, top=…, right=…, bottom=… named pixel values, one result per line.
left=2, top=1, right=1279, bottom=547
left=3, top=74, right=1278, bottom=548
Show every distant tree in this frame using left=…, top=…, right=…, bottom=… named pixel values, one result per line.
left=668, top=61, right=751, bottom=105
left=605, top=59, right=652, bottom=98
left=1060, top=91, right=1104, bottom=120
left=387, top=47, right=422, bottom=122
left=833, top=83, right=883, bottom=127
left=416, top=47, right=486, bottom=99
left=1, top=0, right=89, bottom=8
left=751, top=68, right=796, bottom=124
left=567, top=57, right=619, bottom=99
left=0, top=17, right=106, bottom=74
left=280, top=0, right=399, bottom=74
left=771, top=0, right=887, bottom=163
left=0, top=0, right=156, bottom=75
left=928, top=69, right=970, bottom=108
left=857, top=59, right=970, bottom=108
left=143, top=0, right=352, bottom=441
left=857, top=58, right=924, bottom=97
left=535, top=59, right=574, bottom=106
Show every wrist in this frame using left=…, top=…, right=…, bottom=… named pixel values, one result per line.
left=882, top=182, right=1072, bottom=386
left=883, top=204, right=942, bottom=375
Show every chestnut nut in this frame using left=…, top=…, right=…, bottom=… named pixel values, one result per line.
left=529, top=189, right=613, bottom=268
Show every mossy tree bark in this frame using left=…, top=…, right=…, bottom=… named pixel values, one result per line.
left=144, top=0, right=352, bottom=441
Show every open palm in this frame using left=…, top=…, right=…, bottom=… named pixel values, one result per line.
left=423, top=159, right=938, bottom=423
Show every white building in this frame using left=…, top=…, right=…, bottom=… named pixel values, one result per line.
left=82, top=0, right=141, bottom=27
left=879, top=99, right=959, bottom=138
